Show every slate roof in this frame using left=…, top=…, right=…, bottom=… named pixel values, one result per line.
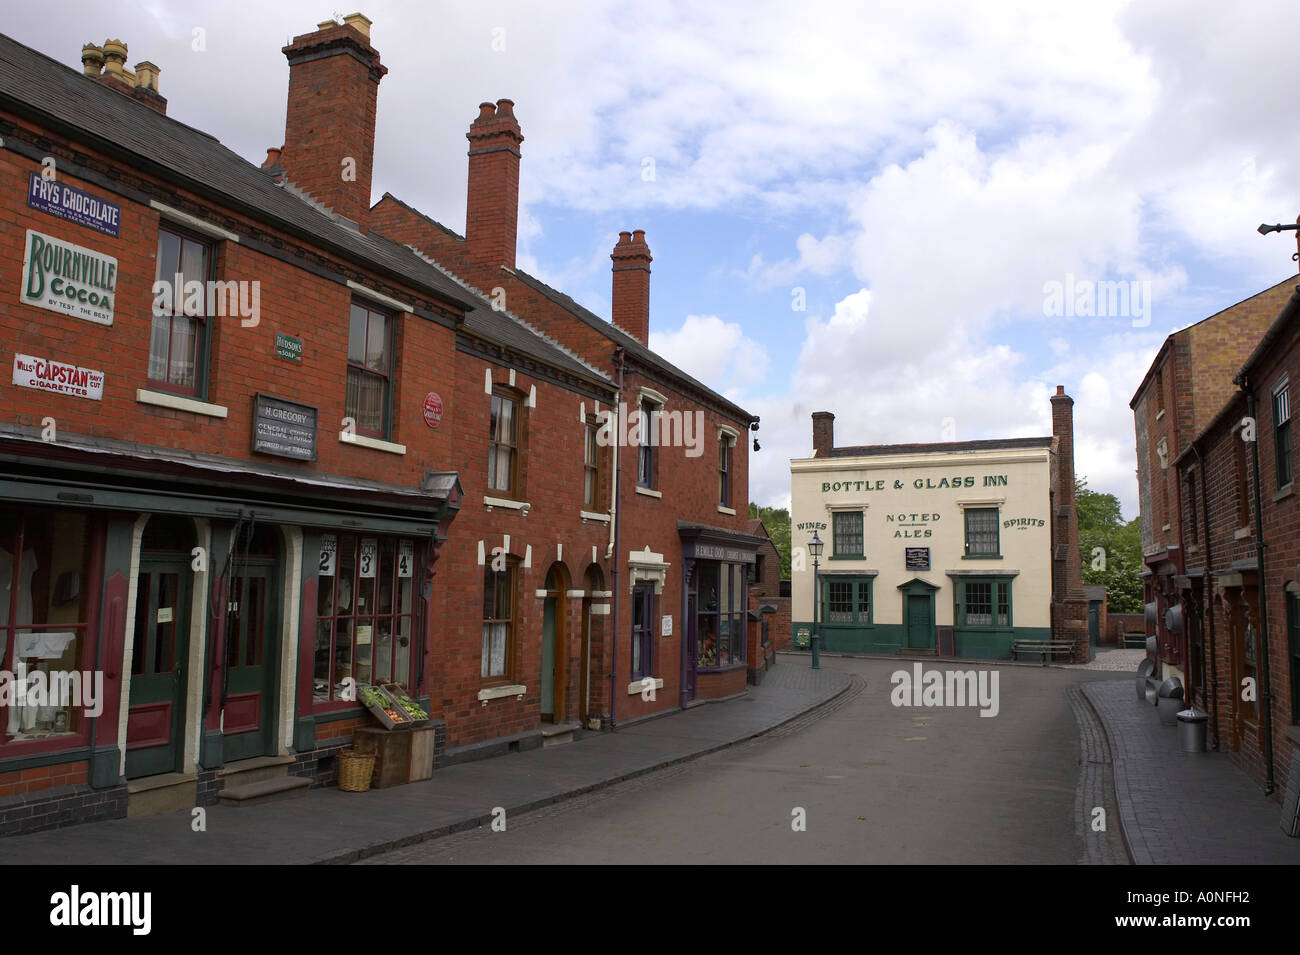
left=0, top=32, right=608, bottom=389
left=825, top=436, right=1054, bottom=458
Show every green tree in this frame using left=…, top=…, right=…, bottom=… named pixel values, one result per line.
left=1075, top=477, right=1143, bottom=613
left=748, top=503, right=792, bottom=577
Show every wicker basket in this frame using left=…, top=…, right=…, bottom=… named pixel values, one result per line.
left=337, top=750, right=376, bottom=792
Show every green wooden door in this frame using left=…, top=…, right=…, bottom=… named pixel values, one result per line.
left=222, top=563, right=280, bottom=762
left=125, top=558, right=192, bottom=779
left=541, top=595, right=556, bottom=720
left=906, top=594, right=933, bottom=649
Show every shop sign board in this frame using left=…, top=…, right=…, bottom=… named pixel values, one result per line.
left=20, top=229, right=117, bottom=325
left=905, top=547, right=931, bottom=571
left=12, top=352, right=104, bottom=400
left=275, top=332, right=303, bottom=363
left=251, top=393, right=317, bottom=461
left=27, top=172, right=122, bottom=237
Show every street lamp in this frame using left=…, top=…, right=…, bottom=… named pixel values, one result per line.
left=808, top=530, right=824, bottom=669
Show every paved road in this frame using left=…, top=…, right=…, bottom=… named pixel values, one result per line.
left=366, top=657, right=1129, bottom=864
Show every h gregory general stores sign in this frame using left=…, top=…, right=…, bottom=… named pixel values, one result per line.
left=21, top=229, right=117, bottom=325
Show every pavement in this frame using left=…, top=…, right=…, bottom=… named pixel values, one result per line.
left=0, top=662, right=851, bottom=865
left=1083, top=679, right=1300, bottom=864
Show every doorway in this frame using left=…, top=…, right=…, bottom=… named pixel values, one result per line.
left=125, top=517, right=195, bottom=779
left=541, top=565, right=567, bottom=723
left=221, top=524, right=281, bottom=762
left=906, top=595, right=933, bottom=649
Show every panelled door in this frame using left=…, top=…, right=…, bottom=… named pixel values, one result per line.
left=906, top=595, right=933, bottom=649
left=125, top=556, right=192, bottom=778
left=222, top=560, right=280, bottom=762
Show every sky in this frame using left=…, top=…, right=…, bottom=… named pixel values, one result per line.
left=12, top=0, right=1300, bottom=518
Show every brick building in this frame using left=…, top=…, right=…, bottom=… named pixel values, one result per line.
left=369, top=105, right=762, bottom=721
left=1130, top=277, right=1296, bottom=697
left=1174, top=283, right=1300, bottom=801
left=746, top=517, right=790, bottom=680
left=0, top=13, right=762, bottom=834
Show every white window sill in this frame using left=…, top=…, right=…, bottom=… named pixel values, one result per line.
left=581, top=510, right=611, bottom=523
left=635, top=486, right=663, bottom=499
left=1234, top=526, right=1251, bottom=540
left=136, top=389, right=228, bottom=418
left=1155, top=408, right=1166, bottom=421
left=477, top=684, right=526, bottom=703
left=339, top=431, right=406, bottom=455
left=1274, top=483, right=1294, bottom=503
left=485, top=496, right=530, bottom=514
left=717, top=505, right=736, bottom=515
left=1161, top=524, right=1171, bottom=532
left=627, top=677, right=664, bottom=695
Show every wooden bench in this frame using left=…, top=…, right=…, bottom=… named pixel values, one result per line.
left=1011, top=639, right=1074, bottom=664
left=1122, top=632, right=1146, bottom=649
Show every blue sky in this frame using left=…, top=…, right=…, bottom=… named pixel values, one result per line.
left=14, top=0, right=1300, bottom=517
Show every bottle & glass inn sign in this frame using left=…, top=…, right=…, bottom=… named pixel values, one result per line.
left=819, top=474, right=1009, bottom=493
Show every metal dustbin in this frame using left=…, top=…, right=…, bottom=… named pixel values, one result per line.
left=1177, top=706, right=1208, bottom=753
left=1136, top=658, right=1155, bottom=700
left=1157, top=677, right=1184, bottom=725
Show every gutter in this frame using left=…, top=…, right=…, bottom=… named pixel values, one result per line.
left=609, top=346, right=626, bottom=731
left=1191, top=442, right=1221, bottom=750
left=1234, top=372, right=1276, bottom=794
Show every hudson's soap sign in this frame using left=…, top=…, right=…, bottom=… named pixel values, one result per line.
left=21, top=230, right=117, bottom=325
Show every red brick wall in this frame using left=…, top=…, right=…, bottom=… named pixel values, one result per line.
left=0, top=760, right=88, bottom=798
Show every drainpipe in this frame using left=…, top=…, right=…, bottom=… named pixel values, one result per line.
left=1192, top=442, right=1220, bottom=750
left=1236, top=373, right=1275, bottom=794
left=609, top=346, right=625, bottom=731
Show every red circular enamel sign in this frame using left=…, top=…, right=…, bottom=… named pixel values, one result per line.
left=422, top=391, right=444, bottom=428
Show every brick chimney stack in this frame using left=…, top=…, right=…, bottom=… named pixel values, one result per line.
left=280, top=13, right=386, bottom=227
left=611, top=230, right=652, bottom=344
left=812, top=411, right=835, bottom=457
left=465, top=99, right=524, bottom=270
left=1049, top=385, right=1089, bottom=660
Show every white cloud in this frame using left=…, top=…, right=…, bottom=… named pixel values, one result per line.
left=650, top=314, right=769, bottom=399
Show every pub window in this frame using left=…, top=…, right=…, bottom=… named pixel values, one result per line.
left=313, top=534, right=420, bottom=704
left=489, top=388, right=521, bottom=497
left=346, top=301, right=394, bottom=439
left=821, top=577, right=872, bottom=626
left=832, top=511, right=864, bottom=558
left=959, top=579, right=1012, bottom=628
left=1274, top=375, right=1293, bottom=489
left=631, top=581, right=655, bottom=682
left=964, top=507, right=1000, bottom=557
left=149, top=225, right=213, bottom=397
left=696, top=562, right=747, bottom=668
left=583, top=414, right=600, bottom=510
left=0, top=508, right=99, bottom=743
left=481, top=561, right=516, bottom=681
left=637, top=398, right=657, bottom=490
